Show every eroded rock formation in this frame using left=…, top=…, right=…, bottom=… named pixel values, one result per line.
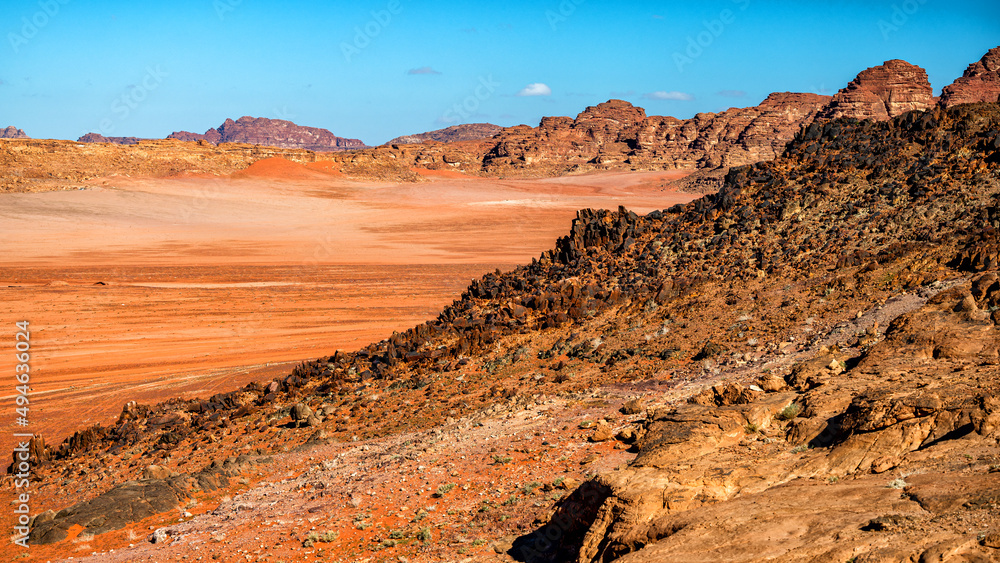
left=940, top=46, right=1000, bottom=107
left=817, top=59, right=934, bottom=120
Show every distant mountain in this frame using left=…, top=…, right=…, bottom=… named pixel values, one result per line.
left=77, top=133, right=148, bottom=145
left=386, top=123, right=502, bottom=145
left=1, top=126, right=29, bottom=139
left=167, top=116, right=367, bottom=152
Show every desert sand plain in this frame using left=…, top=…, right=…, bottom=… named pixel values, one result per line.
left=0, top=160, right=694, bottom=454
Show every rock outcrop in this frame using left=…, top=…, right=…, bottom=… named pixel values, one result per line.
left=940, top=46, right=1000, bottom=107
left=166, top=128, right=222, bottom=144
left=481, top=93, right=831, bottom=175
left=77, top=133, right=149, bottom=145
left=0, top=126, right=29, bottom=139
left=817, top=59, right=934, bottom=120
left=167, top=116, right=367, bottom=152
left=386, top=123, right=501, bottom=145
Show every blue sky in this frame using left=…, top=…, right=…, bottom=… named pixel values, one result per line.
left=1, top=0, right=998, bottom=145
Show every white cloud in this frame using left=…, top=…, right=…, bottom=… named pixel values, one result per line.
left=642, top=90, right=694, bottom=101
left=517, top=83, right=552, bottom=97
left=408, top=66, right=442, bottom=75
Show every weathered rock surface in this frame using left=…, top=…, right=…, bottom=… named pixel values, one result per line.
left=167, top=116, right=367, bottom=151
left=482, top=94, right=831, bottom=175
left=386, top=123, right=502, bottom=145
left=940, top=47, right=1000, bottom=107
left=29, top=455, right=267, bottom=544
left=818, top=59, right=934, bottom=120
left=573, top=278, right=1000, bottom=563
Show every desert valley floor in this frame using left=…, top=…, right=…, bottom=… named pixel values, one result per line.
left=0, top=165, right=694, bottom=465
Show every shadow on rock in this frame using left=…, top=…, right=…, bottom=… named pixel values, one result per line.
left=509, top=479, right=611, bottom=563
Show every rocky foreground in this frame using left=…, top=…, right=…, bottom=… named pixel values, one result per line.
left=7, top=83, right=1000, bottom=563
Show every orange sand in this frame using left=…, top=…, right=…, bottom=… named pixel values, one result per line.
left=0, top=169, right=696, bottom=450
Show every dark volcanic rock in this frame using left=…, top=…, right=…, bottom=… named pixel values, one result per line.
left=30, top=455, right=267, bottom=544
left=940, top=46, right=1000, bottom=107
left=817, top=59, right=933, bottom=120
left=387, top=123, right=502, bottom=145
left=167, top=117, right=366, bottom=152
left=31, top=478, right=186, bottom=544
left=0, top=126, right=29, bottom=139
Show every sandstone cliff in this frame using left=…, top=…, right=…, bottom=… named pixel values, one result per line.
left=817, top=58, right=934, bottom=120
left=481, top=93, right=831, bottom=175
left=940, top=46, right=1000, bottom=107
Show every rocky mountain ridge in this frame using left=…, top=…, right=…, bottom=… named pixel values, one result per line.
left=167, top=116, right=367, bottom=152
left=386, top=122, right=502, bottom=145
left=1, top=125, right=29, bottom=139
left=331, top=47, right=1000, bottom=178
left=77, top=132, right=149, bottom=145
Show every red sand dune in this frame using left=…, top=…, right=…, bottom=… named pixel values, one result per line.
left=305, top=160, right=345, bottom=176
left=230, top=156, right=336, bottom=180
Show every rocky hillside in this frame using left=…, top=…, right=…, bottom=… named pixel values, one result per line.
left=941, top=46, right=1000, bottom=107
left=11, top=98, right=1000, bottom=561
left=386, top=123, right=502, bottom=145
left=167, top=116, right=367, bottom=152
left=1, top=126, right=29, bottom=139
